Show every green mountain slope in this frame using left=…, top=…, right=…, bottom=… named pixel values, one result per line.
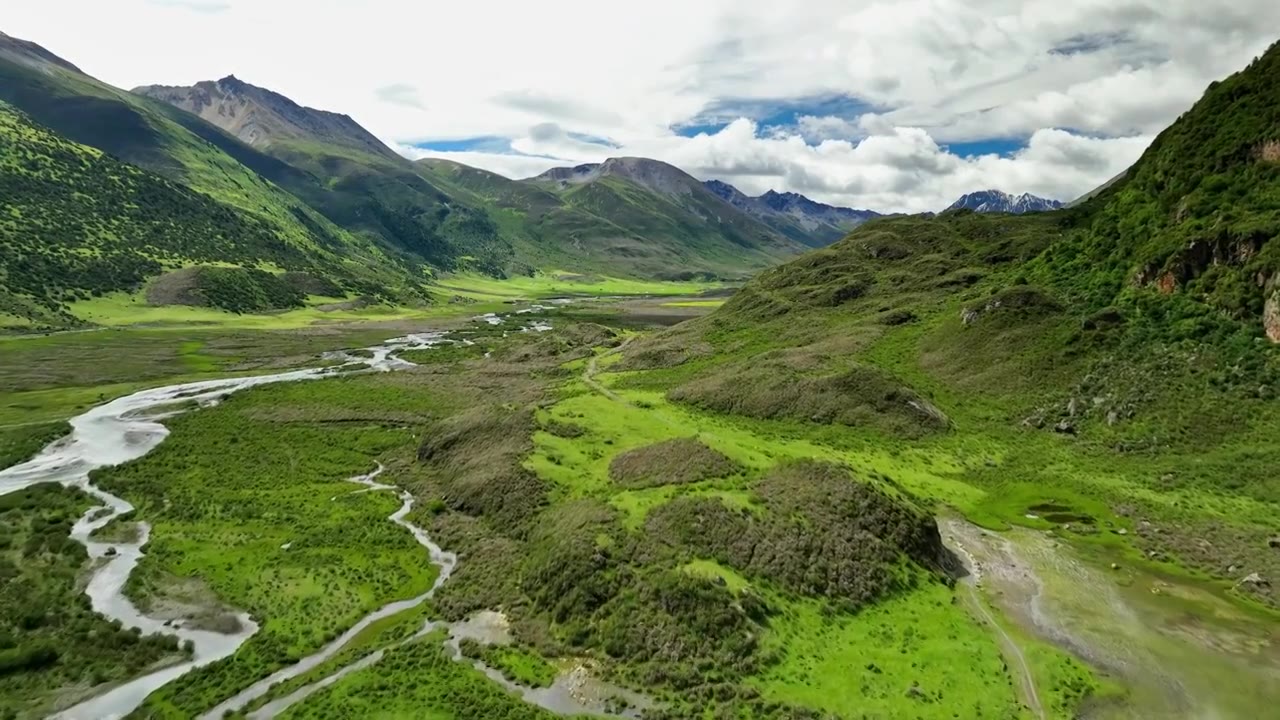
left=133, top=77, right=521, bottom=274
left=0, top=32, right=423, bottom=321
left=0, top=103, right=383, bottom=325
left=519, top=157, right=806, bottom=278
left=417, top=157, right=781, bottom=279
left=0, top=36, right=348, bottom=249
left=3, top=30, right=809, bottom=292
left=626, top=41, right=1280, bottom=611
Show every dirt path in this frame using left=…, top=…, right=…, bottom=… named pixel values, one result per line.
left=582, top=337, right=632, bottom=403
left=949, top=535, right=1045, bottom=720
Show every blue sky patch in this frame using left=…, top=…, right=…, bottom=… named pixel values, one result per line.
left=674, top=93, right=880, bottom=138
left=412, top=136, right=514, bottom=153
left=943, top=138, right=1027, bottom=157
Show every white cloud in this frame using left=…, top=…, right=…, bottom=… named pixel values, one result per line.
left=396, top=145, right=564, bottom=181
left=146, top=0, right=230, bottom=12
left=5, top=0, right=1278, bottom=212
left=374, top=83, right=425, bottom=110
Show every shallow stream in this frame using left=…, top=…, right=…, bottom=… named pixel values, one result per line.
left=0, top=311, right=646, bottom=719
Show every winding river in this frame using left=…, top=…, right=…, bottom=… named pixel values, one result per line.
left=0, top=311, right=645, bottom=720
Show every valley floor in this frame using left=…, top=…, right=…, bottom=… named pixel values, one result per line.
left=0, top=282, right=1276, bottom=720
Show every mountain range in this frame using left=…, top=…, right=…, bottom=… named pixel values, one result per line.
left=0, top=26, right=1098, bottom=330
left=944, top=189, right=1063, bottom=214
left=703, top=180, right=881, bottom=247
left=0, top=31, right=828, bottom=327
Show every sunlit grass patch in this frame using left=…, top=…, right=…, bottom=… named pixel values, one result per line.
left=753, top=585, right=1020, bottom=719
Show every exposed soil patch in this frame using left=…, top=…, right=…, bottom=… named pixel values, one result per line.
left=138, top=573, right=244, bottom=633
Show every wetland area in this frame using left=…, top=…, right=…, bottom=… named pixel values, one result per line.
left=1, top=290, right=1277, bottom=720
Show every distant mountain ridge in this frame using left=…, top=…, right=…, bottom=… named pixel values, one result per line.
left=530, top=157, right=716, bottom=199
left=945, top=189, right=1063, bottom=214
left=518, top=157, right=805, bottom=273
left=133, top=76, right=401, bottom=161
left=704, top=180, right=881, bottom=247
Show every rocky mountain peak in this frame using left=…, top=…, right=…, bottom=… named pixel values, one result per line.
left=946, top=189, right=1063, bottom=214
left=134, top=76, right=399, bottom=161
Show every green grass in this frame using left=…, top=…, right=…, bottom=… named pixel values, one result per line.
left=752, top=584, right=1025, bottom=719
left=0, top=485, right=188, bottom=718
left=94, top=373, right=457, bottom=717
left=459, top=641, right=558, bottom=688
left=662, top=299, right=725, bottom=308
left=240, top=602, right=436, bottom=715
left=0, top=420, right=68, bottom=470
left=67, top=290, right=438, bottom=329
left=435, top=272, right=723, bottom=301
left=680, top=559, right=751, bottom=593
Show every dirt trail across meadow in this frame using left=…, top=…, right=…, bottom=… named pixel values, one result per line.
left=946, top=530, right=1045, bottom=719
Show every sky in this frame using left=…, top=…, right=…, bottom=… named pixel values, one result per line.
left=7, top=0, right=1280, bottom=213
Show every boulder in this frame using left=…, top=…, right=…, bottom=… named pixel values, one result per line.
left=1239, top=572, right=1270, bottom=588
left=1265, top=285, right=1280, bottom=343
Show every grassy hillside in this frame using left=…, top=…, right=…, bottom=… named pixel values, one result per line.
left=419, top=157, right=806, bottom=279
left=138, top=80, right=803, bottom=281
left=624, top=42, right=1280, bottom=613
left=2, top=32, right=811, bottom=313
left=0, top=104, right=400, bottom=327
left=519, top=159, right=805, bottom=278
left=0, top=55, right=370, bottom=257
left=0, top=47, right=431, bottom=327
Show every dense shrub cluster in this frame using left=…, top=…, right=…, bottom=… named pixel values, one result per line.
left=1028, top=40, right=1280, bottom=336
left=646, top=461, right=947, bottom=609
left=607, top=437, right=740, bottom=489
left=670, top=360, right=948, bottom=438
left=194, top=267, right=306, bottom=313
left=418, top=407, right=549, bottom=534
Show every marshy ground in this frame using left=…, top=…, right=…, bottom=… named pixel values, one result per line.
left=1, top=283, right=1277, bottom=719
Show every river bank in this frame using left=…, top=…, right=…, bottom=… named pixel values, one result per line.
left=942, top=516, right=1280, bottom=719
